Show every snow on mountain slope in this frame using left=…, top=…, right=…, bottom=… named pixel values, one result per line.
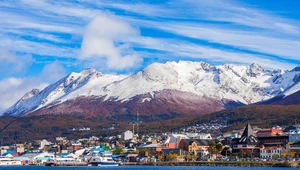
left=101, top=61, right=299, bottom=104
left=0, top=68, right=126, bottom=116
left=1, top=61, right=299, bottom=117
left=283, top=82, right=300, bottom=97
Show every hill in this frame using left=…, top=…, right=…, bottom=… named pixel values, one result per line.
left=200, top=105, right=300, bottom=131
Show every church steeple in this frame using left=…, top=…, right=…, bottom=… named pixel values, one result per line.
left=238, top=123, right=259, bottom=145
left=241, top=123, right=255, bottom=137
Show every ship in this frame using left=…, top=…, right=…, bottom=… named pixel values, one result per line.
left=88, top=151, right=118, bottom=166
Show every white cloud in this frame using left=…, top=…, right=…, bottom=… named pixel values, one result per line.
left=129, top=36, right=296, bottom=70
left=153, top=22, right=300, bottom=60
left=0, top=37, right=77, bottom=58
left=0, top=77, right=47, bottom=112
left=0, top=0, right=299, bottom=71
left=0, top=60, right=67, bottom=112
left=0, top=49, right=33, bottom=75
left=79, top=15, right=142, bottom=69
left=40, top=61, right=67, bottom=82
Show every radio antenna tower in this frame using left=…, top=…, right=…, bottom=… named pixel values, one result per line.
left=129, top=112, right=142, bottom=137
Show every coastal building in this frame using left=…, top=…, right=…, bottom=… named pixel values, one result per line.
left=288, top=128, right=300, bottom=142
left=289, top=133, right=300, bottom=143
left=136, top=142, right=164, bottom=156
left=232, top=123, right=260, bottom=157
left=258, top=136, right=288, bottom=146
left=185, top=133, right=212, bottom=140
left=40, top=139, right=50, bottom=150
left=178, top=139, right=211, bottom=155
left=260, top=145, right=283, bottom=159
left=256, top=128, right=283, bottom=137
left=164, top=134, right=189, bottom=148
left=284, top=125, right=300, bottom=134
left=286, top=142, right=300, bottom=155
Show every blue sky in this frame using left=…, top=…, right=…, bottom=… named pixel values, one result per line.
left=0, top=0, right=300, bottom=111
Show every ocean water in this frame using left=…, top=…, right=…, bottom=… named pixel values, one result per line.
left=0, top=166, right=293, bottom=170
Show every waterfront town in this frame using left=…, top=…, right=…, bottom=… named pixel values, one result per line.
left=1, top=121, right=300, bottom=166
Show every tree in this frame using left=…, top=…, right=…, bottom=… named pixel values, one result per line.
left=112, top=147, right=123, bottom=154
left=215, top=143, right=223, bottom=154
left=138, top=148, right=149, bottom=157
left=173, top=153, right=179, bottom=160
left=167, top=153, right=179, bottom=161
left=281, top=153, right=286, bottom=158
left=207, top=141, right=218, bottom=157
left=289, top=152, right=296, bottom=158
left=186, top=153, right=192, bottom=161
left=273, top=154, right=279, bottom=160
left=168, top=153, right=174, bottom=161
left=158, top=155, right=163, bottom=161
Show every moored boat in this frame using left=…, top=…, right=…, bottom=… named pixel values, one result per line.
left=0, top=156, right=22, bottom=166
left=88, top=151, right=118, bottom=166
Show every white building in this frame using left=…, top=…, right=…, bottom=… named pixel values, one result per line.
left=185, top=133, right=212, bottom=140
left=121, top=130, right=133, bottom=140
left=165, top=134, right=189, bottom=148
left=198, top=133, right=212, bottom=139
left=196, top=148, right=209, bottom=159
left=260, top=146, right=282, bottom=159
left=289, top=134, right=300, bottom=142
left=40, top=139, right=50, bottom=150
left=288, top=129, right=300, bottom=142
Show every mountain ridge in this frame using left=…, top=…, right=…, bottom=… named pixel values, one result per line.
left=1, top=61, right=300, bottom=118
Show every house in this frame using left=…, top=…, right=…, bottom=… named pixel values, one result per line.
left=40, top=139, right=50, bottom=150
left=165, top=134, right=189, bottom=148
left=21, top=152, right=54, bottom=164
left=60, top=145, right=69, bottom=153
left=1, top=150, right=18, bottom=157
left=136, top=142, right=164, bottom=156
left=232, top=123, right=260, bottom=157
left=72, top=143, right=82, bottom=151
left=256, top=128, right=283, bottom=137
left=185, top=133, right=212, bottom=140
left=162, top=148, right=186, bottom=156
left=286, top=142, right=300, bottom=158
left=260, top=145, right=282, bottom=159
left=288, top=129, right=300, bottom=142
left=17, top=147, right=25, bottom=154
left=178, top=139, right=211, bottom=155
left=284, top=125, right=300, bottom=134
left=258, top=135, right=288, bottom=146
left=198, top=133, right=212, bottom=140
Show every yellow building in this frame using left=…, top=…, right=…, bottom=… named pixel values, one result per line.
left=178, top=139, right=211, bottom=154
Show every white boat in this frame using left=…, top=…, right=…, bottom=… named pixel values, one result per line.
left=0, top=157, right=22, bottom=166
left=88, top=151, right=118, bottom=166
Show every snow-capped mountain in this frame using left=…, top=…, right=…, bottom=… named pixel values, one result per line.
left=1, top=61, right=300, bottom=117
left=1, top=68, right=126, bottom=116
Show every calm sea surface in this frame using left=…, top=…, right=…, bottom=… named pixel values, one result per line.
left=0, top=166, right=295, bottom=170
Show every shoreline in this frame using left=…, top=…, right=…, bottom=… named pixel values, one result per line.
left=122, top=161, right=299, bottom=168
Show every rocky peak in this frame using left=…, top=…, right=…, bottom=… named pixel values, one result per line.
left=21, top=88, right=40, bottom=101
left=80, top=68, right=98, bottom=75
left=292, top=66, right=300, bottom=72
left=15, top=88, right=40, bottom=106
left=248, top=63, right=264, bottom=77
